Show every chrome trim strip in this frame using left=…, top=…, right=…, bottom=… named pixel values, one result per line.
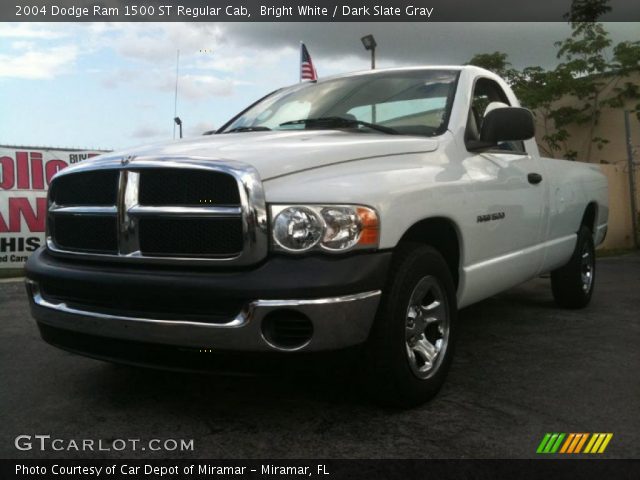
left=28, top=280, right=380, bottom=333
left=28, top=280, right=381, bottom=352
left=46, top=237, right=243, bottom=264
left=129, top=206, right=242, bottom=217
left=253, top=290, right=381, bottom=307
left=119, top=170, right=140, bottom=255
left=49, top=205, right=118, bottom=215
left=46, top=156, right=269, bottom=266
left=255, top=291, right=382, bottom=353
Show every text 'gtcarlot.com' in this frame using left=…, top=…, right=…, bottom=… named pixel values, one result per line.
left=14, top=435, right=194, bottom=452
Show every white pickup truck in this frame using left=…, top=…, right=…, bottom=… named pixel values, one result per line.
left=26, top=66, right=608, bottom=406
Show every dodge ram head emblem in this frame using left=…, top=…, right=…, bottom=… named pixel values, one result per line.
left=477, top=211, right=506, bottom=223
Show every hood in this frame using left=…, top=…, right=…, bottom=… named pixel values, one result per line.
left=80, top=130, right=439, bottom=180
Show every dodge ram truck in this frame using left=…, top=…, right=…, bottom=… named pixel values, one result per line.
left=25, top=66, right=609, bottom=406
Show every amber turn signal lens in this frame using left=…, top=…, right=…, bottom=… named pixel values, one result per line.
left=357, top=207, right=379, bottom=246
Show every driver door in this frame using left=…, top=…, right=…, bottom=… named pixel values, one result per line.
left=462, top=78, right=546, bottom=298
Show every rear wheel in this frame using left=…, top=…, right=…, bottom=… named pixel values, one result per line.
left=363, top=243, right=457, bottom=407
left=551, top=226, right=596, bottom=309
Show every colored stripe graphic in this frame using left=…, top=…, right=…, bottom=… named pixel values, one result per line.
left=584, top=433, right=614, bottom=454
left=544, top=433, right=559, bottom=453
left=536, top=433, right=565, bottom=453
left=560, top=433, right=575, bottom=453
left=584, top=434, right=599, bottom=453
left=598, top=434, right=613, bottom=453
left=550, top=433, right=565, bottom=453
left=574, top=433, right=589, bottom=453
left=537, top=433, right=613, bottom=454
left=567, top=434, right=582, bottom=453
left=536, top=433, right=552, bottom=453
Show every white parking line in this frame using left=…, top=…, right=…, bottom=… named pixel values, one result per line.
left=0, top=277, right=25, bottom=283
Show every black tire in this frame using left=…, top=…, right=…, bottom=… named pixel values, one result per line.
left=551, top=226, right=596, bottom=309
left=363, top=243, right=457, bottom=408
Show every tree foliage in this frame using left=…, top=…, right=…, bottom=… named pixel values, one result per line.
left=467, top=0, right=640, bottom=160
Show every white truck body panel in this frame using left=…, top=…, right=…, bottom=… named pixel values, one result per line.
left=69, top=66, right=609, bottom=309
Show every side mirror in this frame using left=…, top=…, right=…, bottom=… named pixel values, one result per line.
left=480, top=107, right=535, bottom=144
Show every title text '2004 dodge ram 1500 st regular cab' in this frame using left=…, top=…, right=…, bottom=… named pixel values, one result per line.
left=26, top=66, right=608, bottom=406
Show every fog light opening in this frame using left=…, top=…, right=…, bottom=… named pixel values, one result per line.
left=261, top=310, right=313, bottom=351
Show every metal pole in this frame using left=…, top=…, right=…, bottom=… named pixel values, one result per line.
left=173, top=49, right=180, bottom=139
left=299, top=41, right=303, bottom=82
left=371, top=47, right=376, bottom=122
left=624, top=110, right=639, bottom=248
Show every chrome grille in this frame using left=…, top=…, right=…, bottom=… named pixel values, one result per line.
left=138, top=217, right=243, bottom=256
left=50, top=170, right=119, bottom=206
left=139, top=168, right=240, bottom=206
left=46, top=158, right=268, bottom=265
left=52, top=214, right=118, bottom=253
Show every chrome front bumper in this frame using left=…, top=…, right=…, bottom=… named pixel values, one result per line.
left=27, top=281, right=381, bottom=352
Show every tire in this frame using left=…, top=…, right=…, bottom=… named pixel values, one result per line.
left=363, top=243, right=457, bottom=407
left=551, top=226, right=596, bottom=309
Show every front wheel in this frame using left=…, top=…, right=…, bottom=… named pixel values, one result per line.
left=363, top=243, right=457, bottom=407
left=551, top=226, right=596, bottom=309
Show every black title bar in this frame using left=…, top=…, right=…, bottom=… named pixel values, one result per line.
left=3, top=0, right=640, bottom=22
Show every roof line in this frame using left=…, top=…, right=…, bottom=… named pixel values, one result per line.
left=0, top=144, right=111, bottom=152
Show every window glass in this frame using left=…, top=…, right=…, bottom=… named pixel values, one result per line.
left=466, top=78, right=526, bottom=153
left=221, top=70, right=459, bottom=137
left=348, top=97, right=447, bottom=126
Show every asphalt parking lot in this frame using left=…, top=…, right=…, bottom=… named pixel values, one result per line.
left=1, top=253, right=638, bottom=459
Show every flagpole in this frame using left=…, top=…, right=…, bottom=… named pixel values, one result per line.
left=299, top=41, right=303, bottom=83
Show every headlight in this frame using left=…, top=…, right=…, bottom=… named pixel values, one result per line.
left=271, top=205, right=379, bottom=253
left=273, top=206, right=324, bottom=252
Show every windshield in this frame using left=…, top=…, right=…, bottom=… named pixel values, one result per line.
left=219, top=69, right=459, bottom=136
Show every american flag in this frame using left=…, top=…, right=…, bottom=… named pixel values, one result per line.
left=300, top=43, right=317, bottom=81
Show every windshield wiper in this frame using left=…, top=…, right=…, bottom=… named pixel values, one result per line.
left=279, top=117, right=399, bottom=135
left=225, top=126, right=271, bottom=133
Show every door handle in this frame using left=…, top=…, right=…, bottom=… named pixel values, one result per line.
left=528, top=172, right=543, bottom=185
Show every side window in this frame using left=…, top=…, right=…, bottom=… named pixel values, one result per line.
left=465, top=78, right=526, bottom=154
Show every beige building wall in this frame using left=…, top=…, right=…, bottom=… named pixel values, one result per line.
left=598, top=164, right=636, bottom=250
left=533, top=71, right=640, bottom=250
left=534, top=71, right=640, bottom=165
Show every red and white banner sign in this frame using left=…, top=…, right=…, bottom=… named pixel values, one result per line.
left=0, top=146, right=108, bottom=268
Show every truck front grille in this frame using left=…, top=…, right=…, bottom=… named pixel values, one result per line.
left=52, top=215, right=118, bottom=254
left=39, top=280, right=244, bottom=322
left=139, top=217, right=243, bottom=256
left=50, top=170, right=119, bottom=206
left=139, top=169, right=240, bottom=206
left=46, top=161, right=267, bottom=265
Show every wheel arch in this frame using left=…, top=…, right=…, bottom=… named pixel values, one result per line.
left=581, top=202, right=598, bottom=234
left=396, top=217, right=462, bottom=288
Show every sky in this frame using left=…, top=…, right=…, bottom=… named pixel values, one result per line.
left=0, top=22, right=638, bottom=151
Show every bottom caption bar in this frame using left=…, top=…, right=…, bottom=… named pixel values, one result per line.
left=2, top=459, right=639, bottom=479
